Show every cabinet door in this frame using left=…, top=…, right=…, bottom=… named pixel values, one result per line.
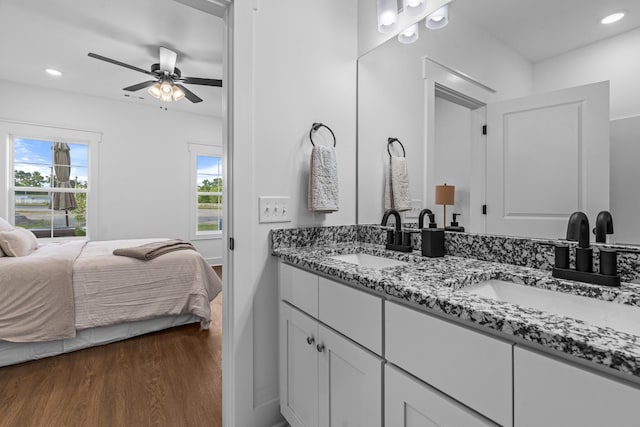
left=280, top=303, right=319, bottom=427
left=514, top=346, right=640, bottom=427
left=385, top=365, right=498, bottom=427
left=317, top=324, right=382, bottom=427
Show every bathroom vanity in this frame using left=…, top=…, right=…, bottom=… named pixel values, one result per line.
left=273, top=225, right=640, bottom=427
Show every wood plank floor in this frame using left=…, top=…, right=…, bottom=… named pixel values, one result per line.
left=0, top=275, right=222, bottom=427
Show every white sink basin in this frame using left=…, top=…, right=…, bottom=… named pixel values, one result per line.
left=329, top=253, right=409, bottom=269
left=463, top=279, right=640, bottom=336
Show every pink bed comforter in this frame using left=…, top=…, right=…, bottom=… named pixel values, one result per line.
left=0, top=241, right=85, bottom=342
left=0, top=239, right=222, bottom=342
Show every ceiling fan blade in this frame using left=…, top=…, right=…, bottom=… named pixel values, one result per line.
left=159, top=47, right=177, bottom=73
left=123, top=80, right=158, bottom=92
left=175, top=84, right=203, bottom=103
left=179, top=77, right=223, bottom=87
left=88, top=53, right=156, bottom=76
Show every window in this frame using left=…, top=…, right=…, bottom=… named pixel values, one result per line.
left=189, top=143, right=223, bottom=239
left=10, top=137, right=90, bottom=238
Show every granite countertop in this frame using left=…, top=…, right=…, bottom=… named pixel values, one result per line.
left=273, top=242, right=640, bottom=379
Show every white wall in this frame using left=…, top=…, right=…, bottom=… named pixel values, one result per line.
left=434, top=96, right=471, bottom=229
left=0, top=80, right=223, bottom=263
left=357, top=10, right=533, bottom=224
left=230, top=1, right=358, bottom=426
left=534, top=27, right=640, bottom=120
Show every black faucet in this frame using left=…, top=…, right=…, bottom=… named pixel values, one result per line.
left=565, top=211, right=590, bottom=249
left=381, top=209, right=412, bottom=252
left=594, top=211, right=614, bottom=243
left=381, top=209, right=402, bottom=232
left=552, top=210, right=620, bottom=286
left=418, top=209, right=435, bottom=229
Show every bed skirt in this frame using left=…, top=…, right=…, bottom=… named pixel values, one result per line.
left=0, top=314, right=200, bottom=367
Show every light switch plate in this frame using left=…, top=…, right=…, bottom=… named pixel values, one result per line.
left=259, top=196, right=292, bottom=223
left=404, top=199, right=423, bottom=219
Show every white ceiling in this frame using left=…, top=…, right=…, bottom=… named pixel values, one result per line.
left=454, top=0, right=640, bottom=62
left=0, top=0, right=224, bottom=117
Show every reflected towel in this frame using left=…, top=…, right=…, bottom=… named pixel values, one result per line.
left=384, top=156, right=411, bottom=211
left=308, top=145, right=339, bottom=212
left=113, top=239, right=195, bottom=260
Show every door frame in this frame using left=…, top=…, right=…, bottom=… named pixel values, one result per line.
left=422, top=57, right=494, bottom=233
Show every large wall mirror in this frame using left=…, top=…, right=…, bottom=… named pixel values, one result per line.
left=357, top=0, right=640, bottom=245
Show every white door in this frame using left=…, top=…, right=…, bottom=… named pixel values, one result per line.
left=486, top=81, right=609, bottom=239
left=280, top=303, right=319, bottom=427
left=317, top=324, right=382, bottom=427
left=385, top=365, right=498, bottom=427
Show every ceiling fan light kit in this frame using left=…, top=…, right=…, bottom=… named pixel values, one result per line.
left=88, top=47, right=222, bottom=104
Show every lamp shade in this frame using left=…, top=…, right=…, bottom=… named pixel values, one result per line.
left=377, top=0, right=399, bottom=33
left=425, top=4, right=449, bottom=29
left=435, top=184, right=455, bottom=205
left=398, top=23, right=419, bottom=44
left=404, top=0, right=426, bottom=16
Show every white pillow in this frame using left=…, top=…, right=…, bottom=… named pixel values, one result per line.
left=0, top=218, right=13, bottom=257
left=0, top=217, right=13, bottom=232
left=0, top=227, right=38, bottom=257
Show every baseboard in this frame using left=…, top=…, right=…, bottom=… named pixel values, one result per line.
left=253, top=396, right=285, bottom=427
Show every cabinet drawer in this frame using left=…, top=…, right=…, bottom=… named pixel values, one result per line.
left=319, top=277, right=383, bottom=355
left=385, top=365, right=498, bottom=427
left=514, top=346, right=640, bottom=427
left=385, top=301, right=513, bottom=427
left=279, top=263, right=319, bottom=317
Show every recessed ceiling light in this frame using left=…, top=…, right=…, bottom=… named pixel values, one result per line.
left=601, top=12, right=625, bottom=24
left=45, top=68, right=62, bottom=76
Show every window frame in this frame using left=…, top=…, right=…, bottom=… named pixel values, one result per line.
left=3, top=121, right=101, bottom=241
left=189, top=142, right=223, bottom=240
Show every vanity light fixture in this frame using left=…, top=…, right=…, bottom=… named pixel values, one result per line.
left=601, top=12, right=625, bottom=24
left=403, top=0, right=426, bottom=16
left=398, top=23, right=419, bottom=44
left=377, top=0, right=399, bottom=33
left=45, top=68, right=62, bottom=76
left=425, top=4, right=449, bottom=29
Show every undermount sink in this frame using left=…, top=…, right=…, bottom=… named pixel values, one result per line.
left=329, top=253, right=409, bottom=269
left=463, top=279, right=640, bottom=336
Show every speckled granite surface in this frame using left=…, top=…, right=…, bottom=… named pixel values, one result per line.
left=272, top=224, right=640, bottom=282
left=271, top=234, right=640, bottom=379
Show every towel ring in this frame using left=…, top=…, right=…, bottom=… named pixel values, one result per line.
left=387, top=137, right=406, bottom=157
left=310, top=122, right=336, bottom=147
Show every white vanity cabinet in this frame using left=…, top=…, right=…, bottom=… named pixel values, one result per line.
left=514, top=346, right=640, bottom=427
left=279, top=263, right=383, bottom=427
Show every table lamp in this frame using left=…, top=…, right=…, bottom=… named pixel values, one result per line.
left=435, top=184, right=455, bottom=225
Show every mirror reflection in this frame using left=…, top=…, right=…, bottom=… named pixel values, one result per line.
left=357, top=0, right=640, bottom=245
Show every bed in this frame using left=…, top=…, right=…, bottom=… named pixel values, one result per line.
left=0, top=238, right=222, bottom=367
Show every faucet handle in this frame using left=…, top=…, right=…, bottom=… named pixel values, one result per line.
left=599, top=248, right=618, bottom=276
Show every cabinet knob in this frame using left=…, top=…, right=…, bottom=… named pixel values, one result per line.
left=316, top=344, right=325, bottom=353
left=306, top=336, right=315, bottom=345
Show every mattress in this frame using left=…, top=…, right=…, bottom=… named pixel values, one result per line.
left=0, top=315, right=199, bottom=367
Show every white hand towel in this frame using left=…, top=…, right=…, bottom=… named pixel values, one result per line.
left=308, top=145, right=339, bottom=212
left=384, top=156, right=411, bottom=211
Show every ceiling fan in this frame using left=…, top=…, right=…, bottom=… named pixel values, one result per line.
left=88, top=47, right=222, bottom=103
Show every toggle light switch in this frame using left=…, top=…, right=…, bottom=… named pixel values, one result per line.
left=259, top=196, right=292, bottom=223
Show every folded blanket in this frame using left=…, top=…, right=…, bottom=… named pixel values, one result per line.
left=384, top=156, right=411, bottom=211
left=113, top=239, right=195, bottom=261
left=308, top=145, right=339, bottom=212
